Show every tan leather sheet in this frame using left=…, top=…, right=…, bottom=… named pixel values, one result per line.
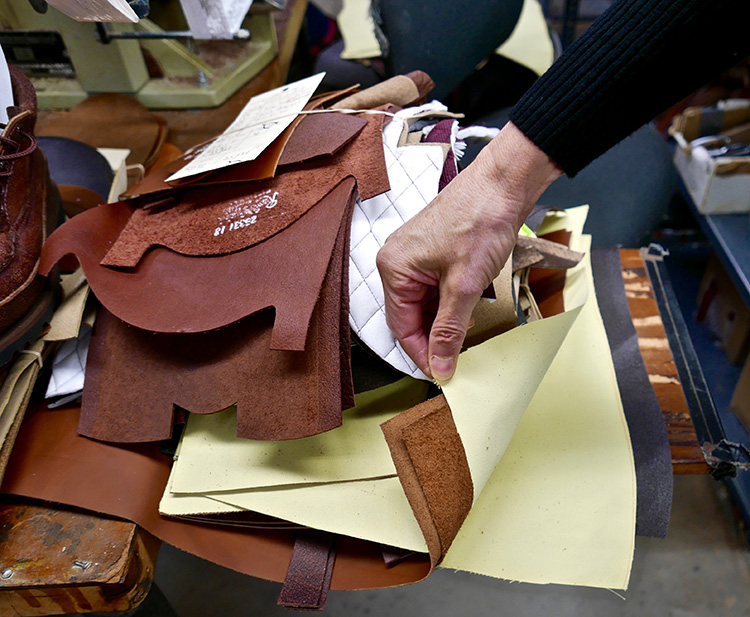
left=331, top=71, right=435, bottom=110
left=37, top=94, right=166, bottom=168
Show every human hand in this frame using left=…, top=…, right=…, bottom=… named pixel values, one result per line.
left=376, top=122, right=562, bottom=382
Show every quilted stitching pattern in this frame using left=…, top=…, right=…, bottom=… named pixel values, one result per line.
left=349, top=104, right=448, bottom=380
left=45, top=326, right=91, bottom=399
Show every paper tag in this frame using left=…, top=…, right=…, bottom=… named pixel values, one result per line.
left=167, top=73, right=326, bottom=182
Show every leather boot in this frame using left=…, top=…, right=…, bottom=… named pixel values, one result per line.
left=0, top=66, right=60, bottom=365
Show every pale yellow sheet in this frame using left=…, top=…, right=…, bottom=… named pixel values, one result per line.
left=170, top=378, right=429, bottom=493
left=338, top=0, right=381, bottom=60
left=496, top=0, right=555, bottom=76
left=441, top=238, right=636, bottom=590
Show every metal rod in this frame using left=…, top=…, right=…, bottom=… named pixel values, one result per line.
left=95, top=23, right=251, bottom=44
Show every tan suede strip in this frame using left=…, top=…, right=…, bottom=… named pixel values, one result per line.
left=513, top=235, right=584, bottom=272
left=465, top=259, right=517, bottom=349
left=381, top=395, right=473, bottom=566
left=331, top=71, right=435, bottom=110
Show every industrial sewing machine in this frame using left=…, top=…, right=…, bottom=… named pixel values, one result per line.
left=0, top=0, right=281, bottom=109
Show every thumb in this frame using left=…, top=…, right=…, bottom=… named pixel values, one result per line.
left=428, top=281, right=480, bottom=383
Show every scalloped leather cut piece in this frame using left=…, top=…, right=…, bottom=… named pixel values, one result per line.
left=40, top=181, right=353, bottom=351
left=78, top=180, right=357, bottom=443
left=122, top=86, right=362, bottom=202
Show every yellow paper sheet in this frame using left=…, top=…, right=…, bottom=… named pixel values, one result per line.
left=170, top=378, right=429, bottom=493
left=338, top=0, right=382, bottom=60
left=441, top=238, right=636, bottom=590
left=495, top=0, right=555, bottom=76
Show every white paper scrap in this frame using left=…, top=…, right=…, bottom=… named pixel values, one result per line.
left=167, top=73, right=326, bottom=182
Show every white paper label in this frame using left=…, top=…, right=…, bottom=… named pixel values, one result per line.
left=167, top=73, right=325, bottom=182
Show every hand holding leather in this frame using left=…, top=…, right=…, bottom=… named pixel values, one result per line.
left=376, top=122, right=562, bottom=382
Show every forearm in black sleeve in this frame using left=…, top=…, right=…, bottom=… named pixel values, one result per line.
left=509, top=0, right=750, bottom=177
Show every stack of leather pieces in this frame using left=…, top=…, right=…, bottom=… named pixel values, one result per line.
left=37, top=76, right=446, bottom=444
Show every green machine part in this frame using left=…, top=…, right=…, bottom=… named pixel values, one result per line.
left=0, top=1, right=278, bottom=109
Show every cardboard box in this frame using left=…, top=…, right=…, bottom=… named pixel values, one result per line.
left=697, top=255, right=750, bottom=365
left=670, top=101, right=750, bottom=214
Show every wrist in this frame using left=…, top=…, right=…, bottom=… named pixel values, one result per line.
left=474, top=121, right=563, bottom=230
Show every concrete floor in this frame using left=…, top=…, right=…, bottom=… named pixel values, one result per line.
left=154, top=474, right=750, bottom=616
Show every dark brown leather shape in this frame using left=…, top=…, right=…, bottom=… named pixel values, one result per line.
left=79, top=179, right=357, bottom=442
left=41, top=180, right=349, bottom=350
left=278, top=530, right=337, bottom=610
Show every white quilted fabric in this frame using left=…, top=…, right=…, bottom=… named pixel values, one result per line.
left=45, top=326, right=91, bottom=400
left=349, top=103, right=450, bottom=380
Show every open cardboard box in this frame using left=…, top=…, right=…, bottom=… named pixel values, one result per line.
left=670, top=101, right=750, bottom=214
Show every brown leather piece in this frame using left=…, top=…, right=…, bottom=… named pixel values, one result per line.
left=381, top=395, right=473, bottom=567
left=527, top=230, right=573, bottom=319
left=101, top=113, right=388, bottom=268
left=79, top=181, right=356, bottom=442
left=1, top=404, right=432, bottom=590
left=40, top=180, right=353, bottom=349
left=58, top=185, right=103, bottom=218
left=277, top=113, right=367, bottom=167
left=145, top=142, right=183, bottom=175
left=513, top=235, right=584, bottom=272
left=465, top=261, right=517, bottom=349
left=36, top=94, right=166, bottom=168
left=331, top=71, right=435, bottom=110
left=278, top=529, right=337, bottom=610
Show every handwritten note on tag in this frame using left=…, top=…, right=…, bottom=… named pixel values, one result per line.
left=167, top=72, right=325, bottom=182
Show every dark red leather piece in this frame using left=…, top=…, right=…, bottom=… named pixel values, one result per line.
left=278, top=530, right=337, bottom=611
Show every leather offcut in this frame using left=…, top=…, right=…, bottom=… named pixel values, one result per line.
left=332, top=70, right=435, bottom=110
left=278, top=530, right=337, bottom=611
left=381, top=395, right=473, bottom=568
left=513, top=235, right=584, bottom=272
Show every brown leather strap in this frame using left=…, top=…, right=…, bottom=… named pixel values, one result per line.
left=278, top=529, right=337, bottom=611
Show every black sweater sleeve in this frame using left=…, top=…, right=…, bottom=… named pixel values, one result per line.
left=508, top=0, right=750, bottom=177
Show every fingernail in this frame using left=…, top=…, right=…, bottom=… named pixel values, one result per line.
left=430, top=355, right=455, bottom=382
